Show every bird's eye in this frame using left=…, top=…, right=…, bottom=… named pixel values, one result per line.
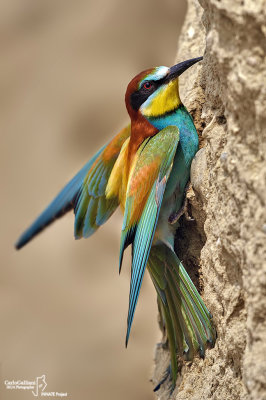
left=143, top=81, right=153, bottom=90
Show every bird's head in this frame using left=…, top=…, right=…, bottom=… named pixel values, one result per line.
left=125, top=57, right=203, bottom=120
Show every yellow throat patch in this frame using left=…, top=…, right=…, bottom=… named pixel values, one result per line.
left=141, top=78, right=181, bottom=118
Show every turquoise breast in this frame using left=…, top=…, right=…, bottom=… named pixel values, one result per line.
left=147, top=105, right=199, bottom=243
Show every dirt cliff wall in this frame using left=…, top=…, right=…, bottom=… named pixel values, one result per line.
left=153, top=1, right=266, bottom=399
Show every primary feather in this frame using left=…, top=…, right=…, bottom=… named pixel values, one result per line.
left=15, top=125, right=130, bottom=249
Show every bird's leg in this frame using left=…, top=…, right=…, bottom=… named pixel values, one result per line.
left=168, top=182, right=194, bottom=224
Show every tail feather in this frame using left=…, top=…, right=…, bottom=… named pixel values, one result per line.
left=166, top=269, right=204, bottom=358
left=158, top=295, right=179, bottom=384
left=147, top=242, right=216, bottom=383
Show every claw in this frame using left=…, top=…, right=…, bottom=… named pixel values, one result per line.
left=168, top=182, right=193, bottom=224
left=153, top=365, right=172, bottom=392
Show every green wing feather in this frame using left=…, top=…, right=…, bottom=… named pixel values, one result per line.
left=118, top=126, right=180, bottom=345
left=74, top=125, right=130, bottom=238
left=15, top=125, right=130, bottom=248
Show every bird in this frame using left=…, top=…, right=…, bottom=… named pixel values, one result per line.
left=15, top=56, right=216, bottom=389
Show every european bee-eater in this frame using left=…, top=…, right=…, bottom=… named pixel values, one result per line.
left=15, top=57, right=216, bottom=389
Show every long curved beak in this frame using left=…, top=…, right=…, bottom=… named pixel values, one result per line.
left=167, top=57, right=203, bottom=81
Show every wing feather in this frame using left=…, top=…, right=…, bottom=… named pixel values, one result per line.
left=119, top=126, right=180, bottom=345
left=15, top=125, right=130, bottom=249
left=74, top=125, right=130, bottom=238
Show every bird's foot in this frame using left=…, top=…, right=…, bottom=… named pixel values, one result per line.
left=168, top=183, right=194, bottom=225
left=168, top=197, right=194, bottom=224
left=153, top=365, right=174, bottom=393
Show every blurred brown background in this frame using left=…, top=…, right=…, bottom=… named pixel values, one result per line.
left=0, top=1, right=186, bottom=399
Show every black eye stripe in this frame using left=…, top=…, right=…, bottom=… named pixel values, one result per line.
left=130, top=80, right=158, bottom=111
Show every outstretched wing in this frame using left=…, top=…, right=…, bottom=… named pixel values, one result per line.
left=15, top=125, right=130, bottom=249
left=119, top=126, right=180, bottom=345
left=74, top=125, right=130, bottom=238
